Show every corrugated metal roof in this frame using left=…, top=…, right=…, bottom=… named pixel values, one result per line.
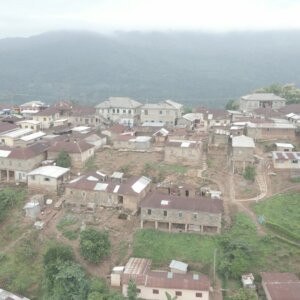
left=169, top=260, right=188, bottom=272
left=1, top=128, right=33, bottom=138
left=131, top=176, right=151, bottom=194
left=27, top=166, right=69, bottom=178
left=93, top=183, right=108, bottom=191
left=0, top=150, right=11, bottom=157
left=232, top=135, right=255, bottom=148
left=20, top=131, right=45, bottom=141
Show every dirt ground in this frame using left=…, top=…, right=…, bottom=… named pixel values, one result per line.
left=233, top=174, right=260, bottom=199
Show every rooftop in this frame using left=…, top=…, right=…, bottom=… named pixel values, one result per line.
left=27, top=166, right=70, bottom=178
left=48, top=140, right=94, bottom=153
left=20, top=131, right=46, bottom=142
left=232, top=135, right=255, bottom=148
left=140, top=192, right=223, bottom=214
left=96, top=97, right=142, bottom=109
left=241, top=93, right=286, bottom=102
left=272, top=151, right=300, bottom=161
left=1, top=128, right=33, bottom=138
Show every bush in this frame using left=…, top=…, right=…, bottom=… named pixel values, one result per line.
left=80, top=228, right=111, bottom=263
left=56, top=150, right=71, bottom=168
left=243, top=166, right=256, bottom=181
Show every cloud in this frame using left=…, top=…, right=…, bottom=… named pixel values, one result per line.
left=0, top=0, right=300, bottom=37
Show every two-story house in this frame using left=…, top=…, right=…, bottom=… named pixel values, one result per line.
left=140, top=100, right=183, bottom=126
left=32, top=106, right=61, bottom=129
left=96, top=97, right=142, bottom=126
left=140, top=191, right=223, bottom=234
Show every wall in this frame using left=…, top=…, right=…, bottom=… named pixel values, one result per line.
left=273, top=159, right=300, bottom=169
left=28, top=174, right=60, bottom=192
left=123, top=284, right=209, bottom=300
left=164, top=146, right=201, bottom=165
left=246, top=127, right=296, bottom=140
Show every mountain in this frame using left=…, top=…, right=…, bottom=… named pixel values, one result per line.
left=0, top=30, right=300, bottom=108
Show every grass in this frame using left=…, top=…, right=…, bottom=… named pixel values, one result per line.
left=133, top=213, right=300, bottom=277
left=56, top=214, right=79, bottom=240
left=84, top=155, right=97, bottom=172
left=253, top=193, right=300, bottom=239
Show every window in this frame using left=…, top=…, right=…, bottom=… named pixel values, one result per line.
left=44, top=178, right=50, bottom=181
left=178, top=212, right=183, bottom=218
left=152, top=289, right=159, bottom=294
left=136, top=288, right=141, bottom=293
left=292, top=159, right=298, bottom=164
left=128, top=110, right=132, bottom=114
left=113, top=109, right=115, bottom=113
left=31, top=126, right=34, bottom=129
left=193, top=213, right=198, bottom=220
left=123, top=109, right=126, bottom=113
left=196, top=292, right=202, bottom=297
left=117, top=109, right=119, bottom=113
left=159, top=110, right=163, bottom=115
left=163, top=210, right=167, bottom=217
left=43, top=117, right=46, bottom=121
left=176, top=291, right=182, bottom=296
left=148, top=209, right=152, bottom=215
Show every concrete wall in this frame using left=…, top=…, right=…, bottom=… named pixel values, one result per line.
left=123, top=284, right=209, bottom=300
left=32, top=113, right=60, bottom=129
left=246, top=127, right=296, bottom=141
left=28, top=174, right=66, bottom=192
left=164, top=146, right=201, bottom=165
left=273, top=159, right=300, bottom=169
left=140, top=108, right=178, bottom=126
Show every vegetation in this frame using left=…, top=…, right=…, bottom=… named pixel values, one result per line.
left=56, top=214, right=79, bottom=240
left=255, top=83, right=300, bottom=104
left=243, top=166, right=256, bottom=181
left=127, top=279, right=138, bottom=300
left=0, top=188, right=27, bottom=223
left=253, top=193, right=300, bottom=240
left=225, top=100, right=239, bottom=110
left=227, top=288, right=257, bottom=300
left=80, top=228, right=111, bottom=263
left=56, top=150, right=71, bottom=168
left=84, top=156, right=97, bottom=172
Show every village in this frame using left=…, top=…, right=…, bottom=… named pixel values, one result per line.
left=0, top=93, right=299, bottom=300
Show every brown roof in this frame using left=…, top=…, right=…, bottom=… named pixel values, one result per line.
left=195, top=107, right=229, bottom=119
left=109, top=124, right=127, bottom=134
left=48, top=140, right=94, bottom=153
left=261, top=272, right=300, bottom=300
left=35, top=106, right=60, bottom=116
left=0, top=122, right=19, bottom=134
left=72, top=106, right=96, bottom=116
left=253, top=107, right=281, bottom=118
left=0, top=142, right=49, bottom=159
left=140, top=192, right=223, bottom=214
left=278, top=104, right=300, bottom=114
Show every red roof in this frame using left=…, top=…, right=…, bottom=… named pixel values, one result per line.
left=261, top=272, right=300, bottom=300
left=0, top=142, right=48, bottom=159
left=34, top=106, right=60, bottom=116
left=71, top=106, right=96, bottom=116
left=0, top=122, right=19, bottom=134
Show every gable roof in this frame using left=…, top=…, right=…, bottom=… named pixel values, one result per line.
left=0, top=142, right=48, bottom=159
left=241, top=93, right=286, bottom=102
left=27, top=166, right=69, bottom=178
left=96, top=97, right=142, bottom=109
left=48, top=140, right=94, bottom=153
left=140, top=192, right=223, bottom=213
left=34, top=106, right=60, bottom=116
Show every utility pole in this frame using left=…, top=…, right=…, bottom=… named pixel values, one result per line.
left=213, top=248, right=217, bottom=282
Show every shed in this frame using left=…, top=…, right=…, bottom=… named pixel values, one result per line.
left=24, top=201, right=40, bottom=219
left=275, top=143, right=294, bottom=152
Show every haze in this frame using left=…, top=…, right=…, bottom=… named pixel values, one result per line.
left=1, top=0, right=300, bottom=38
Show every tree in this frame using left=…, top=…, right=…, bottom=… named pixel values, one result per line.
left=225, top=99, right=239, bottom=110
left=165, top=291, right=177, bottom=300
left=243, top=166, right=256, bottom=181
left=228, top=288, right=257, bottom=300
left=80, top=228, right=111, bottom=263
left=56, top=150, right=71, bottom=168
left=127, top=279, right=138, bottom=300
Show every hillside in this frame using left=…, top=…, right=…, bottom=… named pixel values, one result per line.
left=0, top=30, right=300, bottom=107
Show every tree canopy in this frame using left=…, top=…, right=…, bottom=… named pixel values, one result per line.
left=80, top=228, right=111, bottom=263
left=56, top=150, right=71, bottom=168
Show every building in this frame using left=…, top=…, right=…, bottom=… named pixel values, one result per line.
left=96, top=97, right=142, bottom=126
left=231, top=135, right=255, bottom=172
left=275, top=143, right=294, bottom=152
left=140, top=100, right=183, bottom=126
left=48, top=140, right=95, bottom=169
left=0, top=142, right=48, bottom=182
left=260, top=272, right=300, bottom=300
left=177, top=113, right=204, bottom=130
left=69, top=106, right=104, bottom=127
left=239, top=93, right=286, bottom=112
left=15, top=131, right=46, bottom=147
left=164, top=140, right=201, bottom=165
left=27, top=166, right=70, bottom=192
left=140, top=191, right=223, bottom=234
left=111, top=257, right=211, bottom=300
left=65, top=172, right=151, bottom=211
left=19, top=100, right=48, bottom=113
left=32, top=106, right=61, bottom=129
left=246, top=122, right=296, bottom=141
left=0, top=128, right=33, bottom=147
left=16, top=120, right=41, bottom=132
left=113, top=134, right=152, bottom=150
left=272, top=151, right=300, bottom=169
left=0, top=288, right=31, bottom=300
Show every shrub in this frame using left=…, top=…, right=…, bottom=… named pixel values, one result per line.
left=56, top=150, right=71, bottom=168
left=243, top=166, right=256, bottom=181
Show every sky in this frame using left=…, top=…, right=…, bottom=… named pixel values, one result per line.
left=1, top=0, right=300, bottom=38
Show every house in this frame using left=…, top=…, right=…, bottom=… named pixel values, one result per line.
left=177, top=113, right=204, bottom=130
left=19, top=100, right=48, bottom=113
left=16, top=120, right=41, bottom=132
left=272, top=152, right=300, bottom=169
left=140, top=100, right=183, bottom=126
left=15, top=131, right=46, bottom=147
left=64, top=172, right=151, bottom=211
left=194, top=107, right=230, bottom=129
left=111, top=257, right=211, bottom=300
left=153, top=128, right=169, bottom=144
left=0, top=288, right=31, bottom=300
left=27, top=166, right=70, bottom=192
left=231, top=135, right=255, bottom=172
left=239, top=93, right=286, bottom=112
left=246, top=122, right=296, bottom=141
left=96, top=97, right=142, bottom=126
left=48, top=140, right=95, bottom=169
left=275, top=143, right=294, bottom=152
left=53, top=100, right=73, bottom=116
left=0, top=122, right=19, bottom=135
left=260, top=272, right=300, bottom=300
left=69, top=106, right=104, bottom=127
left=0, top=128, right=33, bottom=147
left=164, top=140, right=202, bottom=165
left=0, top=142, right=48, bottom=182
left=140, top=191, right=223, bottom=234
left=84, top=133, right=107, bottom=150
left=32, top=106, right=61, bottom=129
